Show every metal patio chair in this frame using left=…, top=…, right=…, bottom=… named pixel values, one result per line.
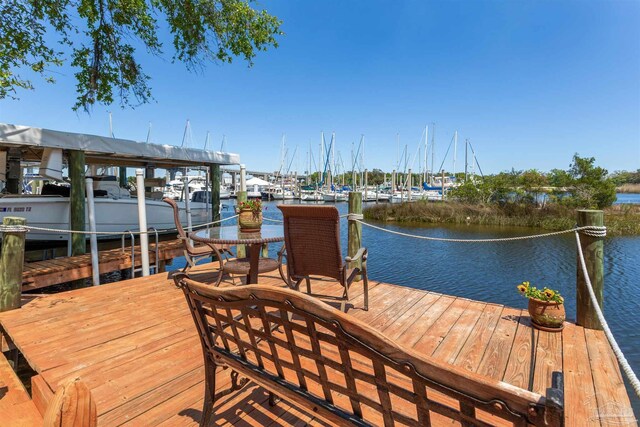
left=163, top=198, right=234, bottom=283
left=277, top=204, right=369, bottom=311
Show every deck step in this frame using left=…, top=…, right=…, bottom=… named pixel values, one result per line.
left=0, top=351, right=43, bottom=426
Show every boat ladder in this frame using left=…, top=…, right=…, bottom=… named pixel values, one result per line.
left=121, top=228, right=160, bottom=277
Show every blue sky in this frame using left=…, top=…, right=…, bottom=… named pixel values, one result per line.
left=2, top=0, right=639, bottom=175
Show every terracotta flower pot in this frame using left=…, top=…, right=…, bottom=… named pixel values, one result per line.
left=528, top=298, right=565, bottom=332
left=238, top=209, right=262, bottom=232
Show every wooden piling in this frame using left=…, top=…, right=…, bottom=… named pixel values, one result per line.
left=0, top=217, right=26, bottom=312
left=391, top=170, right=396, bottom=194
left=576, top=209, right=604, bottom=330
left=119, top=166, right=127, bottom=188
left=348, top=191, right=363, bottom=280
left=6, top=148, right=22, bottom=194
left=210, top=164, right=221, bottom=224
left=68, top=150, right=86, bottom=256
left=364, top=169, right=368, bottom=201
left=236, top=191, right=247, bottom=258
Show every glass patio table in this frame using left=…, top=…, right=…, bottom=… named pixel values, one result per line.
left=192, top=225, right=284, bottom=284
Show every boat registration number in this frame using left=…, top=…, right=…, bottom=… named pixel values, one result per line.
left=0, top=207, right=32, bottom=212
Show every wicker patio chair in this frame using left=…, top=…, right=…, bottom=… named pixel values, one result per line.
left=163, top=198, right=234, bottom=278
left=277, top=204, right=369, bottom=311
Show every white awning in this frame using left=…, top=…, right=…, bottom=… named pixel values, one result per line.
left=246, top=176, right=271, bottom=186
left=0, top=123, right=240, bottom=168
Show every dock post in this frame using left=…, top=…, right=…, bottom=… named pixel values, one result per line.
left=364, top=169, right=368, bottom=201
left=391, top=170, right=396, bottom=195
left=0, top=217, right=26, bottom=312
left=85, top=178, right=100, bottom=286
left=576, top=209, right=604, bottom=330
left=236, top=190, right=247, bottom=258
left=348, top=191, right=363, bottom=280
left=119, top=166, right=127, bottom=188
left=236, top=164, right=247, bottom=258
left=68, top=150, right=86, bottom=257
left=135, top=169, right=151, bottom=277
left=210, top=164, right=221, bottom=224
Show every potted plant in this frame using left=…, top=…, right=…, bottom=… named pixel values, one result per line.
left=517, top=281, right=565, bottom=332
left=237, top=199, right=263, bottom=232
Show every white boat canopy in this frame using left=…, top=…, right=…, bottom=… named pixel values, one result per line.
left=0, top=123, right=240, bottom=168
left=245, top=176, right=271, bottom=186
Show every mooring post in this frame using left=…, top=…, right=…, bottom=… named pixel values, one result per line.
left=85, top=178, right=100, bottom=286
left=576, top=209, right=604, bottom=330
left=348, top=191, right=363, bottom=280
left=119, top=166, right=127, bottom=188
left=210, top=164, right=221, bottom=224
left=68, top=150, right=86, bottom=257
left=236, top=191, right=247, bottom=258
left=0, top=217, right=26, bottom=312
left=135, top=169, right=150, bottom=277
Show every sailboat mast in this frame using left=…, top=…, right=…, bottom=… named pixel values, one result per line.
left=464, top=138, right=468, bottom=182
left=430, top=123, right=436, bottom=182
left=320, top=131, right=324, bottom=188
left=331, top=132, right=335, bottom=189
left=453, top=130, right=458, bottom=179
left=424, top=124, right=429, bottom=184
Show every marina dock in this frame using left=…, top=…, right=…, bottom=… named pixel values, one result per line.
left=1, top=263, right=635, bottom=426
left=21, top=238, right=187, bottom=291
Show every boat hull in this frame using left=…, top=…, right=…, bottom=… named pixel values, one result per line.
left=0, top=196, right=212, bottom=241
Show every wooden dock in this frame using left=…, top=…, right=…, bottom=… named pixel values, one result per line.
left=1, top=264, right=636, bottom=426
left=21, top=239, right=187, bottom=291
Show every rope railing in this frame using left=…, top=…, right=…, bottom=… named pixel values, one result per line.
left=0, top=214, right=239, bottom=237
left=354, top=218, right=607, bottom=243
left=262, top=217, right=283, bottom=223
left=575, top=231, right=640, bottom=398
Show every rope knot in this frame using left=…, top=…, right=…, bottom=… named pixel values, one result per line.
left=0, top=224, right=29, bottom=233
left=579, top=225, right=607, bottom=237
left=347, top=213, right=364, bottom=221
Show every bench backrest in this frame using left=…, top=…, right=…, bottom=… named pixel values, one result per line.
left=176, top=276, right=563, bottom=427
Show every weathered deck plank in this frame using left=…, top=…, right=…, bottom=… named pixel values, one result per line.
left=0, top=263, right=635, bottom=426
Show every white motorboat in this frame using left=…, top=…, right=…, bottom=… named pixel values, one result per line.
left=163, top=176, right=230, bottom=200
left=0, top=177, right=213, bottom=241
left=300, top=191, right=324, bottom=201
left=322, top=191, right=348, bottom=202
left=261, top=186, right=294, bottom=200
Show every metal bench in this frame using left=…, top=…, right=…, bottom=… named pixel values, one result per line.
left=174, top=273, right=564, bottom=427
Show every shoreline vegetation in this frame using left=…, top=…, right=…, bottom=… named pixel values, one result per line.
left=616, top=184, right=640, bottom=194
left=363, top=155, right=639, bottom=236
left=363, top=201, right=640, bottom=236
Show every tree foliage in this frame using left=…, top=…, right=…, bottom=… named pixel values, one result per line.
left=566, top=153, right=617, bottom=209
left=609, top=169, right=640, bottom=185
left=449, top=154, right=617, bottom=209
left=0, top=0, right=283, bottom=111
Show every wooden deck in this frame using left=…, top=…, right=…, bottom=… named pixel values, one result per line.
left=21, top=238, right=186, bottom=291
left=1, top=264, right=636, bottom=426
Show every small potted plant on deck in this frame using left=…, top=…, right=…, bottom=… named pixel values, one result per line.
left=517, top=281, right=565, bottom=332
left=237, top=199, right=263, bottom=232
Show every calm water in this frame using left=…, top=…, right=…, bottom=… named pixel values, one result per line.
left=616, top=193, right=640, bottom=204
left=173, top=198, right=640, bottom=414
